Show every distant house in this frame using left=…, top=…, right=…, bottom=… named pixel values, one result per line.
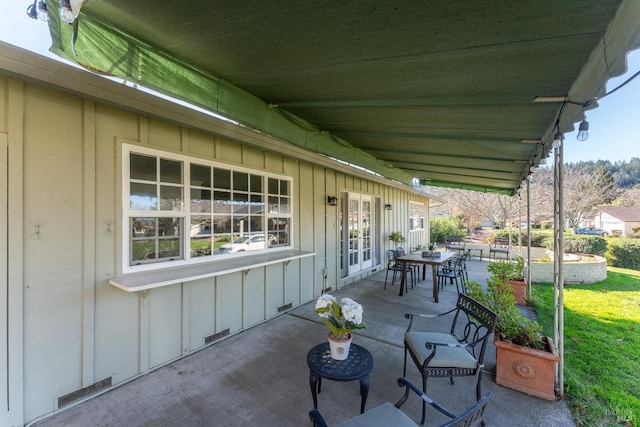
left=588, top=206, right=640, bottom=237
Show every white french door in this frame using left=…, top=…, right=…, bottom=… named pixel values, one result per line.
left=347, top=193, right=373, bottom=275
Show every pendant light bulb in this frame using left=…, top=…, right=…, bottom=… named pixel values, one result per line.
left=552, top=131, right=562, bottom=149
left=577, top=119, right=589, bottom=141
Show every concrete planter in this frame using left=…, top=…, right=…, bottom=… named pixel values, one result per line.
left=495, top=336, right=559, bottom=401
left=529, top=255, right=607, bottom=284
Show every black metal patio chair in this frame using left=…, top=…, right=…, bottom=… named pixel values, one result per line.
left=403, top=294, right=497, bottom=425
left=385, top=249, right=415, bottom=291
left=309, top=377, right=492, bottom=427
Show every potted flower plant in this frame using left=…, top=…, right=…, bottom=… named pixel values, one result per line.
left=466, top=274, right=559, bottom=401
left=486, top=256, right=527, bottom=305
left=388, top=231, right=406, bottom=248
left=315, top=294, right=366, bottom=360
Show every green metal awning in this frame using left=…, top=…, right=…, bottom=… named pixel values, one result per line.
left=47, top=0, right=640, bottom=195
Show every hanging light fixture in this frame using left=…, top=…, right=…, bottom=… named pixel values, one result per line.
left=26, top=0, right=48, bottom=21
left=552, top=131, right=563, bottom=149
left=576, top=114, right=589, bottom=141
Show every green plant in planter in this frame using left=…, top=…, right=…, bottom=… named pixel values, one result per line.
left=466, top=276, right=545, bottom=350
left=389, top=231, right=406, bottom=247
left=486, top=256, right=525, bottom=281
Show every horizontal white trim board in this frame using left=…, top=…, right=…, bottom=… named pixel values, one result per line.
left=109, top=250, right=315, bottom=292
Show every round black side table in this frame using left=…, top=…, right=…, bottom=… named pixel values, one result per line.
left=306, top=342, right=374, bottom=414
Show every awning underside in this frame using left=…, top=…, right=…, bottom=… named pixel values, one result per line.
left=48, top=0, right=640, bottom=195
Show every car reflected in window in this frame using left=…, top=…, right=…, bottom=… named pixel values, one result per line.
left=217, top=234, right=267, bottom=253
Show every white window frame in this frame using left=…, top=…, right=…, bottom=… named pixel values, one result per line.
left=121, top=144, right=293, bottom=273
left=409, top=201, right=425, bottom=231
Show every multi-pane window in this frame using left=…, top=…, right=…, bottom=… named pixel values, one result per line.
left=124, top=145, right=292, bottom=270
left=409, top=201, right=425, bottom=231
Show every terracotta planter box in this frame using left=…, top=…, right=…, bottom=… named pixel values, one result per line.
left=494, top=336, right=559, bottom=401
left=509, top=279, right=527, bottom=305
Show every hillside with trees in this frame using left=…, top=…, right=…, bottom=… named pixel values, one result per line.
left=426, top=158, right=640, bottom=234
left=568, top=157, right=640, bottom=188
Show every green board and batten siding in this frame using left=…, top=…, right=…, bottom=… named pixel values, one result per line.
left=0, top=74, right=430, bottom=424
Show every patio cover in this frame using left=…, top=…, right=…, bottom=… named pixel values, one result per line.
left=47, top=0, right=640, bottom=195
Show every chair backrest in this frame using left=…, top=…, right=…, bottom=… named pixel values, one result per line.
left=396, top=247, right=406, bottom=256
left=493, top=237, right=510, bottom=248
left=449, top=294, right=497, bottom=361
left=439, top=392, right=492, bottom=427
left=386, top=249, right=397, bottom=267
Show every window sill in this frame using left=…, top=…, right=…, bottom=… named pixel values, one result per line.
left=109, top=250, right=315, bottom=292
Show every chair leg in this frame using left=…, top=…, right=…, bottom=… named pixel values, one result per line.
left=384, top=269, right=390, bottom=289
left=403, top=347, right=407, bottom=376
left=476, top=370, right=483, bottom=401
left=420, top=375, right=428, bottom=425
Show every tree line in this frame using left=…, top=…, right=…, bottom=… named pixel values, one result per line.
left=568, top=157, right=640, bottom=188
left=426, top=158, right=640, bottom=233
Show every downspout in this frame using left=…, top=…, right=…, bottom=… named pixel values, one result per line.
left=322, top=168, right=328, bottom=292
left=526, top=176, right=531, bottom=300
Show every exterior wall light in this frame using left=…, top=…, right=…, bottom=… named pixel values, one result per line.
left=327, top=196, right=338, bottom=206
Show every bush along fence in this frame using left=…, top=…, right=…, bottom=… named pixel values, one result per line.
left=606, top=239, right=640, bottom=270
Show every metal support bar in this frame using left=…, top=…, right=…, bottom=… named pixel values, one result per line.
left=553, top=137, right=565, bottom=397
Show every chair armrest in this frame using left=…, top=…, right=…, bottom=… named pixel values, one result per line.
left=394, top=377, right=457, bottom=418
left=308, top=409, right=329, bottom=427
left=424, top=340, right=467, bottom=349
left=404, top=307, right=457, bottom=331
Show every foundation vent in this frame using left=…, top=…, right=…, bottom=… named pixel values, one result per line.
left=277, top=303, right=293, bottom=313
left=323, top=287, right=333, bottom=292
left=58, top=377, right=112, bottom=408
left=204, top=328, right=230, bottom=345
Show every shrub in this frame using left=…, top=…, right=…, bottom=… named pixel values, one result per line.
left=564, top=235, right=607, bottom=255
left=466, top=277, right=544, bottom=350
left=491, top=230, right=518, bottom=244
left=429, top=216, right=465, bottom=243
left=491, top=230, right=548, bottom=247
left=606, top=240, right=640, bottom=269
left=544, top=235, right=606, bottom=255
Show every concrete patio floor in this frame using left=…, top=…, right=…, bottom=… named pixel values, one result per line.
left=31, top=257, right=575, bottom=426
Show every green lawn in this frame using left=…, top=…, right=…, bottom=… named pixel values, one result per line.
left=530, top=267, right=640, bottom=426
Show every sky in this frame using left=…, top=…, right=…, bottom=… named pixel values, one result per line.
left=1, top=3, right=639, bottom=165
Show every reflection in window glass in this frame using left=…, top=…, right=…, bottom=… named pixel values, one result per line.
left=130, top=217, right=183, bottom=264
left=409, top=201, right=425, bottom=231
left=250, top=175, right=262, bottom=192
left=130, top=182, right=157, bottom=210
left=130, top=153, right=156, bottom=181
left=191, top=163, right=210, bottom=186
left=160, top=158, right=182, bottom=184
left=233, top=171, right=248, bottom=191
left=268, top=177, right=278, bottom=194
left=125, top=146, right=292, bottom=268
left=160, top=185, right=183, bottom=211
left=214, top=168, right=231, bottom=189
left=268, top=217, right=290, bottom=247
left=191, top=189, right=211, bottom=213
left=280, top=180, right=289, bottom=196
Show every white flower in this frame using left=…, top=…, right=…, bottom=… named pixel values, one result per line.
left=341, top=298, right=363, bottom=324
left=315, top=294, right=336, bottom=318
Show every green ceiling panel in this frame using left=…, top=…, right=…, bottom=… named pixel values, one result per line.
left=46, top=0, right=640, bottom=195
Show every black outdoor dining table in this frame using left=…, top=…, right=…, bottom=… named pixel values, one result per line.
left=395, top=251, right=456, bottom=303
